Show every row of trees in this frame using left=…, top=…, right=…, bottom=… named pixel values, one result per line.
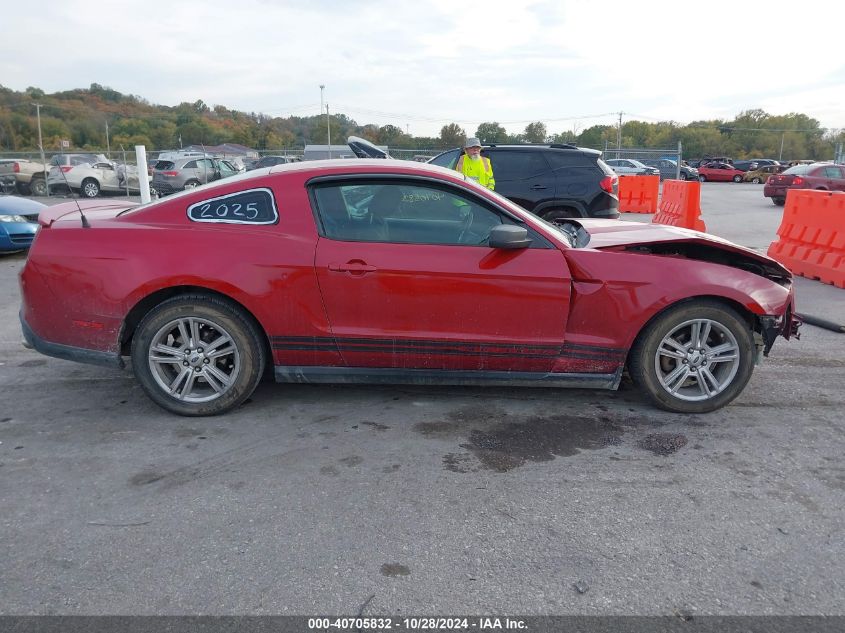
left=1, top=84, right=843, bottom=161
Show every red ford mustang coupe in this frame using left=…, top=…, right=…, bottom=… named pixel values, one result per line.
left=19, top=160, right=800, bottom=416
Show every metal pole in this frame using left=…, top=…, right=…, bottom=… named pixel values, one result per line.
left=779, top=133, right=785, bottom=161
left=106, top=120, right=110, bottom=158
left=326, top=103, right=332, bottom=159
left=616, top=111, right=622, bottom=159
left=676, top=140, right=682, bottom=180
left=33, top=103, right=48, bottom=197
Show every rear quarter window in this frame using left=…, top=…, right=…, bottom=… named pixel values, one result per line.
left=486, top=150, right=549, bottom=180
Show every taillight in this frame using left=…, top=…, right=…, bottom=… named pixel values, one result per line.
left=600, top=175, right=616, bottom=193
left=792, top=176, right=804, bottom=186
left=60, top=166, right=73, bottom=173
left=161, top=171, right=179, bottom=176
left=13, top=162, right=20, bottom=173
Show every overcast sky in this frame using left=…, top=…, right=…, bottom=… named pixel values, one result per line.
left=2, top=0, right=844, bottom=138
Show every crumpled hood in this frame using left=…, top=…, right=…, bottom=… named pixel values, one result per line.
left=576, top=218, right=791, bottom=276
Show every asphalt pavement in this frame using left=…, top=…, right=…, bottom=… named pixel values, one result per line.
left=1, top=183, right=843, bottom=616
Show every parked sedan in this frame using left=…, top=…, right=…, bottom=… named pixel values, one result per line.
left=698, top=163, right=746, bottom=182
left=20, top=159, right=800, bottom=417
left=0, top=196, right=44, bottom=253
left=151, top=157, right=239, bottom=195
left=47, top=159, right=141, bottom=198
left=763, top=162, right=845, bottom=205
left=605, top=158, right=660, bottom=176
left=743, top=164, right=786, bottom=184
left=639, top=159, right=699, bottom=181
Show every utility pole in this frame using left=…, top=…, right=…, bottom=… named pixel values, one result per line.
left=105, top=120, right=110, bottom=158
left=33, top=102, right=48, bottom=197
left=616, top=111, right=623, bottom=158
left=326, top=103, right=332, bottom=159
left=779, top=132, right=785, bottom=161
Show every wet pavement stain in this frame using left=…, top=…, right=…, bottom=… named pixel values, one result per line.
left=129, top=469, right=166, bottom=486
left=339, top=456, right=363, bottom=467
left=362, top=421, right=391, bottom=431
left=320, top=465, right=340, bottom=477
left=381, top=464, right=401, bottom=473
left=456, top=415, right=624, bottom=473
left=637, top=433, right=688, bottom=456
left=380, top=563, right=410, bottom=577
left=18, top=359, right=46, bottom=368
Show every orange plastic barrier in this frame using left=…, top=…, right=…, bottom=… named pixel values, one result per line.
left=618, top=175, right=659, bottom=214
left=766, top=189, right=845, bottom=288
left=651, top=180, right=706, bottom=232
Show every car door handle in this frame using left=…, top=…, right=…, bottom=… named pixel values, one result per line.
left=530, top=184, right=548, bottom=190
left=328, top=261, right=377, bottom=274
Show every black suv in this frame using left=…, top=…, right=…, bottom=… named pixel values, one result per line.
left=428, top=144, right=619, bottom=220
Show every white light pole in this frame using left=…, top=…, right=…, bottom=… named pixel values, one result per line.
left=320, top=84, right=331, bottom=158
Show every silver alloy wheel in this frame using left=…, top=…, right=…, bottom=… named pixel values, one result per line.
left=147, top=316, right=240, bottom=403
left=653, top=317, right=740, bottom=402
left=82, top=180, right=99, bottom=197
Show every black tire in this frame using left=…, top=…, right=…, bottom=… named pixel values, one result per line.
left=541, top=207, right=580, bottom=222
left=628, top=300, right=755, bottom=413
left=772, top=197, right=785, bottom=206
left=698, top=175, right=706, bottom=182
left=81, top=178, right=100, bottom=198
left=679, top=173, right=688, bottom=181
left=29, top=177, right=48, bottom=197
left=183, top=179, right=201, bottom=190
left=131, top=295, right=266, bottom=416
left=751, top=177, right=761, bottom=184
left=732, top=175, right=743, bottom=183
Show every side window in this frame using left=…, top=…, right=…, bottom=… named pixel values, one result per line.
left=313, top=181, right=507, bottom=246
left=823, top=167, right=842, bottom=178
left=546, top=152, right=588, bottom=170
left=184, top=161, right=198, bottom=169
left=486, top=151, right=549, bottom=181
left=428, top=149, right=461, bottom=170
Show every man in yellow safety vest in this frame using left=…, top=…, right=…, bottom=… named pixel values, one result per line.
left=454, top=137, right=495, bottom=190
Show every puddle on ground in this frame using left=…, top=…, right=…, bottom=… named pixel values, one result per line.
left=439, top=414, right=625, bottom=473
left=380, top=563, right=410, bottom=577
left=637, top=433, right=688, bottom=456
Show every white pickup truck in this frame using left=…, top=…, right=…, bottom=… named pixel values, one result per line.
left=0, top=159, right=50, bottom=196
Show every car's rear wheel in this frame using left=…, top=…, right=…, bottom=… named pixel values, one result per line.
left=732, top=175, right=743, bottom=183
left=81, top=178, right=100, bottom=198
left=628, top=300, right=755, bottom=413
left=541, top=207, right=580, bottom=221
left=751, top=177, right=762, bottom=184
left=29, top=177, right=48, bottom=197
left=131, top=295, right=266, bottom=416
left=772, top=197, right=785, bottom=206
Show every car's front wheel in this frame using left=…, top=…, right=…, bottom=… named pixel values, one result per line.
left=698, top=175, right=706, bottom=182
left=131, top=295, right=266, bottom=416
left=628, top=300, right=755, bottom=413
left=81, top=178, right=100, bottom=198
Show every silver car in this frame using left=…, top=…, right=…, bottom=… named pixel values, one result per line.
left=46, top=154, right=140, bottom=198
left=151, top=157, right=239, bottom=196
left=605, top=158, right=661, bottom=177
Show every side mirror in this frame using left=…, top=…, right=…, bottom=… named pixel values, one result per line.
left=488, top=224, right=532, bottom=249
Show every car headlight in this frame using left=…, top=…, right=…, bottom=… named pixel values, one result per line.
left=0, top=214, right=27, bottom=223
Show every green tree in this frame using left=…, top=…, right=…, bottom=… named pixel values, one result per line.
left=475, top=122, right=508, bottom=144
left=524, top=121, right=547, bottom=143
left=440, top=123, right=465, bottom=146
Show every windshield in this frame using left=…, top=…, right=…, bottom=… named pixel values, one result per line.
left=784, top=165, right=812, bottom=175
